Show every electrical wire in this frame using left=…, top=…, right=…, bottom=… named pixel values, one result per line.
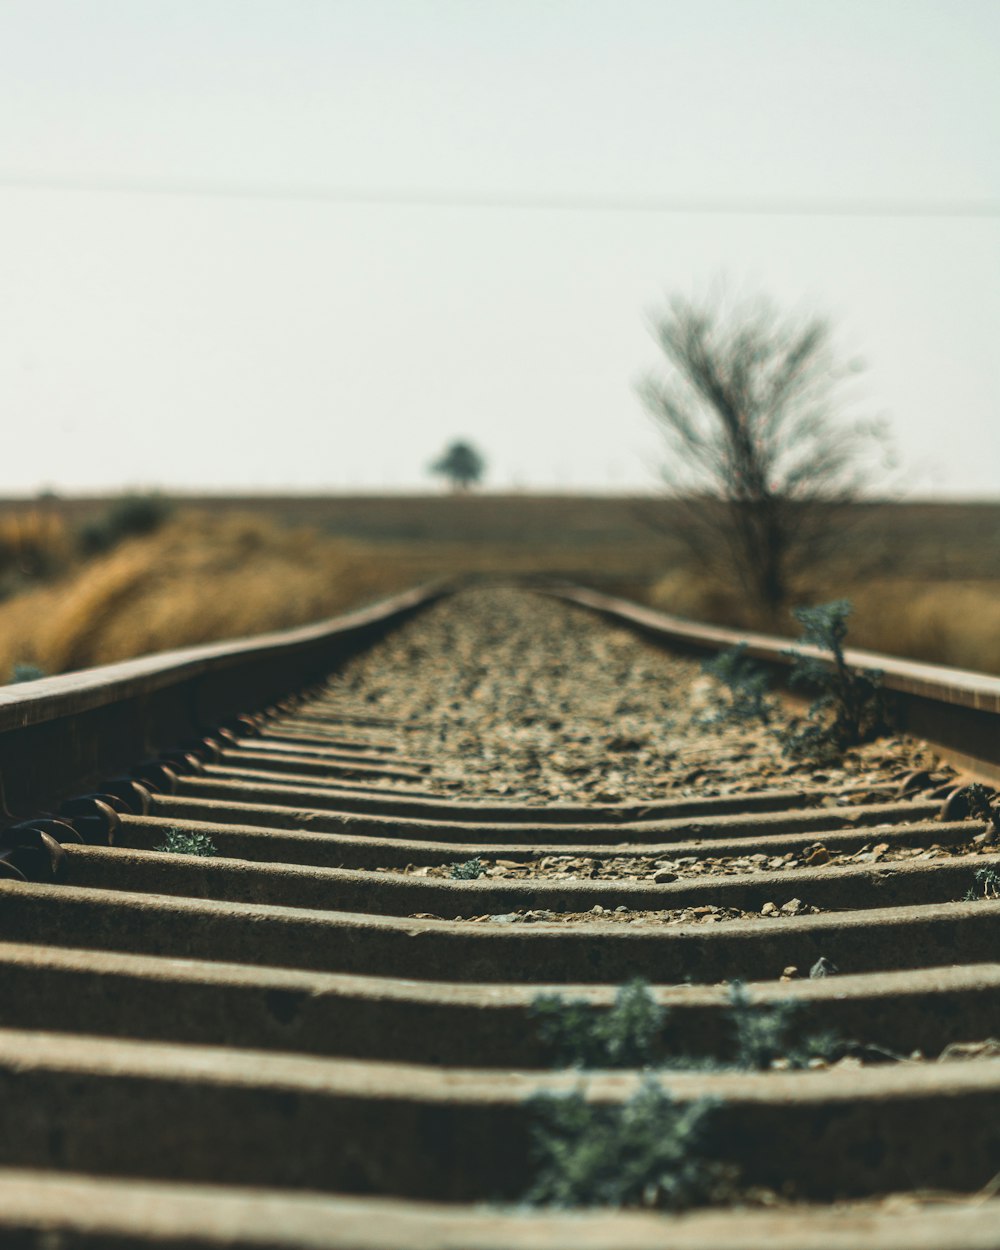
left=0, top=174, right=996, bottom=218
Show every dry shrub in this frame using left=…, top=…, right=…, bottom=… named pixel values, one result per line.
left=0, top=512, right=418, bottom=676
left=0, top=509, right=71, bottom=580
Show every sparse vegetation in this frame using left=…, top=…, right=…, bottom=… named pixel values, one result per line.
left=0, top=512, right=426, bottom=675
left=155, top=829, right=218, bottom=857
left=0, top=496, right=995, bottom=676
left=727, top=982, right=840, bottom=1071
left=964, top=867, right=1000, bottom=901
left=429, top=440, right=486, bottom=492
left=527, top=1079, right=728, bottom=1210
left=525, top=979, right=852, bottom=1209
left=699, top=643, right=774, bottom=728
left=79, top=493, right=173, bottom=555
left=780, top=600, right=889, bottom=762
left=639, top=289, right=888, bottom=621
left=449, top=857, right=486, bottom=880
left=532, top=979, right=849, bottom=1078
left=532, top=980, right=667, bottom=1069
left=9, top=662, right=45, bottom=683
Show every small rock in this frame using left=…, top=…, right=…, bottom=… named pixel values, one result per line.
left=780, top=898, right=804, bottom=916
left=780, top=965, right=799, bottom=981
left=653, top=869, right=678, bottom=883
left=761, top=902, right=779, bottom=916
left=591, top=904, right=605, bottom=915
left=939, top=1039, right=1000, bottom=1062
left=809, top=956, right=838, bottom=979
left=607, top=735, right=645, bottom=753
left=831, top=1055, right=863, bottom=1070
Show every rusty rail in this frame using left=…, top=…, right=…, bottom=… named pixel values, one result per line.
left=546, top=584, right=1000, bottom=782
left=0, top=580, right=999, bottom=1246
left=0, top=582, right=446, bottom=824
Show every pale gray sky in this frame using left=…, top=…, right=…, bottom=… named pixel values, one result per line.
left=0, top=0, right=997, bottom=495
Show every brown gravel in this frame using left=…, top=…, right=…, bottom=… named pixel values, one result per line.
left=410, top=901, right=822, bottom=926
left=326, top=588, right=948, bottom=804
left=322, top=588, right=985, bottom=928
left=387, top=837, right=994, bottom=883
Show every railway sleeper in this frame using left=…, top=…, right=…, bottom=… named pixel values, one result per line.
left=0, top=943, right=997, bottom=1066
left=111, top=811, right=982, bottom=874
left=49, top=842, right=1000, bottom=920
left=0, top=1172, right=996, bottom=1250
left=0, top=881, right=998, bottom=984
left=0, top=1028, right=996, bottom=1201
left=143, top=793, right=942, bottom=843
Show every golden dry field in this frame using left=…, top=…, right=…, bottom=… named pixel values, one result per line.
left=0, top=493, right=997, bottom=679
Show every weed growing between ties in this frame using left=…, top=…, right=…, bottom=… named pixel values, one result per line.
left=699, top=644, right=774, bottom=729
left=964, top=867, right=1000, bottom=901
left=697, top=601, right=890, bottom=762
left=727, top=983, right=840, bottom=1071
left=531, top=980, right=667, bottom=1069
left=525, top=980, right=855, bottom=1210
left=779, top=600, right=890, bottom=763
left=449, top=857, right=486, bottom=880
left=527, top=1080, right=731, bottom=1210
left=155, top=829, right=218, bottom=857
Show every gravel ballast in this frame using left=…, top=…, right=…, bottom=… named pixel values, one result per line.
left=315, top=589, right=985, bottom=924
left=326, top=589, right=948, bottom=805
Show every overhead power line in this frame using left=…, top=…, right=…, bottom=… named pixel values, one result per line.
left=0, top=174, right=997, bottom=218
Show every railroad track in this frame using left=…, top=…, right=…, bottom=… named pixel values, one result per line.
left=1, top=583, right=999, bottom=1248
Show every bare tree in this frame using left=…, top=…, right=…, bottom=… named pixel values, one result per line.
left=429, top=440, right=486, bottom=492
left=638, top=290, right=887, bottom=621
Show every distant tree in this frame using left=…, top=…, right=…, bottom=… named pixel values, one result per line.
left=638, top=290, right=888, bottom=622
left=429, top=440, right=486, bottom=492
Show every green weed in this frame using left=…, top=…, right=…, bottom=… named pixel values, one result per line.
left=532, top=980, right=667, bottom=1069
left=10, top=662, right=45, bottom=683
left=527, top=1079, right=729, bottom=1210
left=728, top=982, right=840, bottom=1070
left=780, top=600, right=889, bottom=762
left=525, top=979, right=867, bottom=1209
left=449, top=857, right=486, bottom=880
left=699, top=644, right=774, bottom=728
left=155, top=829, right=217, bottom=857
left=964, top=867, right=1000, bottom=901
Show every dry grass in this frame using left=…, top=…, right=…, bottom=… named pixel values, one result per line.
left=0, top=509, right=72, bottom=582
left=649, top=568, right=1000, bottom=674
left=0, top=509, right=659, bottom=678
left=0, top=497, right=997, bottom=680
left=0, top=513, right=420, bottom=676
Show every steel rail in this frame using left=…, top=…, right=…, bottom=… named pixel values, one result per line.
left=1, top=580, right=999, bottom=1247
left=0, top=582, right=445, bottom=824
left=546, top=583, right=1000, bottom=782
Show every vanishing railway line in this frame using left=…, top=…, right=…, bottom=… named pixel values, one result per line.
left=0, top=583, right=999, bottom=1247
